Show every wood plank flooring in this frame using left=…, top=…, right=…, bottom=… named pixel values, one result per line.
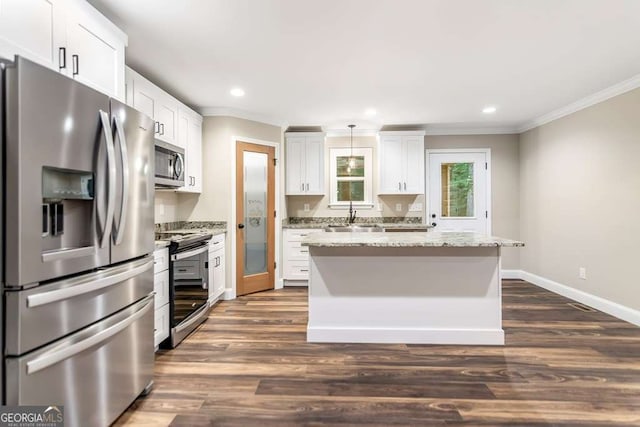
left=114, top=280, right=640, bottom=426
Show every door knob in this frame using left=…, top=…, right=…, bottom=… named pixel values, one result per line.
left=431, top=213, right=436, bottom=218
left=238, top=223, right=245, bottom=229
left=431, top=222, right=437, bottom=227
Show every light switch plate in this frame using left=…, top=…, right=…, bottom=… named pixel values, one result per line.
left=409, top=202, right=423, bottom=212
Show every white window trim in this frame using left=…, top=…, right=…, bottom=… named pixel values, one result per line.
left=329, top=147, right=374, bottom=208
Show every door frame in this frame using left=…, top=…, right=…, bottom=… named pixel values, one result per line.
left=424, top=148, right=492, bottom=235
left=228, top=136, right=282, bottom=300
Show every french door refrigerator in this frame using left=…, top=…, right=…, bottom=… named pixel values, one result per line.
left=1, top=56, right=155, bottom=427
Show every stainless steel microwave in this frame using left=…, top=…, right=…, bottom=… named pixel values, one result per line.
left=155, top=140, right=185, bottom=188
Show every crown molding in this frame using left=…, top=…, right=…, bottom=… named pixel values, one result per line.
left=518, top=72, right=640, bottom=133
left=284, top=132, right=326, bottom=137
left=199, top=107, right=288, bottom=128
left=324, top=128, right=380, bottom=137
left=378, top=130, right=426, bottom=136
left=424, top=124, right=519, bottom=136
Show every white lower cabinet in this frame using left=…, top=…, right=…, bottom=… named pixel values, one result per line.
left=208, top=234, right=226, bottom=304
left=153, top=247, right=170, bottom=348
left=283, top=229, right=315, bottom=283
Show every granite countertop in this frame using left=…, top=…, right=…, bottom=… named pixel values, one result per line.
left=302, top=231, right=524, bottom=248
left=162, top=227, right=227, bottom=236
left=283, top=223, right=433, bottom=230
left=154, top=240, right=170, bottom=249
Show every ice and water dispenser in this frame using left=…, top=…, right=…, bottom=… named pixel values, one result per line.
left=41, top=166, right=94, bottom=248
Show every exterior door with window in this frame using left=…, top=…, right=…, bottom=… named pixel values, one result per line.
left=236, top=141, right=275, bottom=296
left=428, top=150, right=489, bottom=233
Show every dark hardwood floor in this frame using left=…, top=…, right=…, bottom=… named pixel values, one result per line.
left=114, top=280, right=640, bottom=426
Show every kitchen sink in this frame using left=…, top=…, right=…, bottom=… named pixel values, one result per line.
left=324, top=225, right=384, bottom=232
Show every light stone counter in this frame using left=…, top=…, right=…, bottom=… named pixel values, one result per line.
left=302, top=231, right=523, bottom=248
left=283, top=222, right=433, bottom=230
left=160, top=227, right=226, bottom=236
left=154, top=240, right=170, bottom=250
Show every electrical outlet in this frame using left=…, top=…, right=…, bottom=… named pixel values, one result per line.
left=395, top=203, right=402, bottom=212
left=579, top=267, right=587, bottom=280
left=303, top=203, right=310, bottom=212
left=377, top=202, right=383, bottom=212
left=409, top=202, right=423, bottom=212
left=158, top=203, right=165, bottom=216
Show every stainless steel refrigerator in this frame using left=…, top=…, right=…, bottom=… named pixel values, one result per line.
left=1, top=56, right=156, bottom=426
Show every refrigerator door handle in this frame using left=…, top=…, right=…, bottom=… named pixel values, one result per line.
left=99, top=110, right=117, bottom=248
left=26, top=259, right=154, bottom=308
left=113, top=114, right=129, bottom=245
left=26, top=294, right=154, bottom=375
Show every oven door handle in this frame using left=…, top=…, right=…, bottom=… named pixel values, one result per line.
left=171, top=245, right=209, bottom=261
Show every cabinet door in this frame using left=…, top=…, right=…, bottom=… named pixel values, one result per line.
left=304, top=137, right=324, bottom=194
left=213, top=249, right=225, bottom=300
left=65, top=2, right=126, bottom=99
left=0, top=0, right=66, bottom=71
left=378, top=136, right=403, bottom=194
left=129, top=71, right=157, bottom=126
left=403, top=136, right=425, bottom=194
left=189, top=119, right=203, bottom=192
left=285, top=137, right=306, bottom=195
left=156, top=94, right=178, bottom=145
left=176, top=111, right=202, bottom=194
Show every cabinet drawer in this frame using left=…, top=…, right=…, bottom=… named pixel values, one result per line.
left=288, top=245, right=310, bottom=260
left=286, top=260, right=310, bottom=280
left=285, top=229, right=316, bottom=242
left=209, top=233, right=225, bottom=246
left=154, top=303, right=169, bottom=348
left=153, top=270, right=169, bottom=309
left=154, top=248, right=169, bottom=273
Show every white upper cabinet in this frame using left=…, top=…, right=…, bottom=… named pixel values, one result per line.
left=176, top=107, right=203, bottom=194
left=0, top=0, right=66, bottom=71
left=126, top=67, right=180, bottom=146
left=285, top=133, right=325, bottom=195
left=0, top=0, right=127, bottom=99
left=378, top=131, right=425, bottom=195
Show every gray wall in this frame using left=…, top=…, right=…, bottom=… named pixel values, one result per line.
left=425, top=134, right=521, bottom=269
left=519, top=88, right=640, bottom=310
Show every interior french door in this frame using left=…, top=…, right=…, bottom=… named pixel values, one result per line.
left=236, top=141, right=275, bottom=296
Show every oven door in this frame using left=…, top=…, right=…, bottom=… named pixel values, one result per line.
left=171, top=245, right=209, bottom=327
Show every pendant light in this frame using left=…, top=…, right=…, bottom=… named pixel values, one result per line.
left=347, top=124, right=356, bottom=224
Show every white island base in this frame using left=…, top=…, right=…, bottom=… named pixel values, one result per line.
left=307, top=245, right=505, bottom=345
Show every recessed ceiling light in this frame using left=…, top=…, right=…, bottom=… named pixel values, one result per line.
left=365, top=108, right=377, bottom=116
left=482, top=106, right=497, bottom=114
left=230, top=88, right=245, bottom=97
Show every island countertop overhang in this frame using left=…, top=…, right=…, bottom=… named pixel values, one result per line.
left=301, top=231, right=524, bottom=248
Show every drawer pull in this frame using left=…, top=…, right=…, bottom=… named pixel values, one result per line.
left=300, top=269, right=309, bottom=272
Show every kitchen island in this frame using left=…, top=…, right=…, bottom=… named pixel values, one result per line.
left=302, top=232, right=523, bottom=345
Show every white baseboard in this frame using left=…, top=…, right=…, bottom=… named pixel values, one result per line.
left=283, top=280, right=309, bottom=287
left=275, top=278, right=284, bottom=289
left=307, top=326, right=504, bottom=345
left=222, top=288, right=236, bottom=300
left=508, top=269, right=640, bottom=327
left=501, top=269, right=522, bottom=279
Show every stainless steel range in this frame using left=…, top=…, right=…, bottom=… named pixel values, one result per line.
left=156, top=232, right=212, bottom=347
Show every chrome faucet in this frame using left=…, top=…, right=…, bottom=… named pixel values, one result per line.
left=348, top=201, right=357, bottom=225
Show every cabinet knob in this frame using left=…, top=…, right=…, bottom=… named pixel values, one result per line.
left=431, top=222, right=437, bottom=227
left=238, top=223, right=245, bottom=229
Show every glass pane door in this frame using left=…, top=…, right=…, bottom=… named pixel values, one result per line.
left=243, top=151, right=268, bottom=275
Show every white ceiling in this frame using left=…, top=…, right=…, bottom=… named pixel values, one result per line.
left=89, top=0, right=640, bottom=131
